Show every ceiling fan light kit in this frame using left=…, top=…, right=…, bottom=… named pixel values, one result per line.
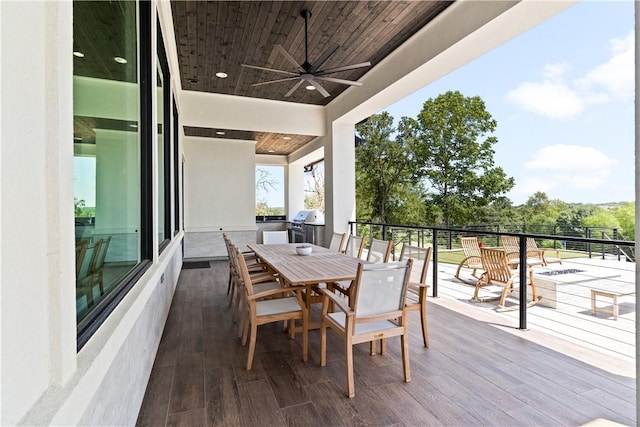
left=241, top=9, right=371, bottom=98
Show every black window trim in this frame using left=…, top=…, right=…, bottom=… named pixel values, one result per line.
left=77, top=0, right=153, bottom=350
left=157, top=18, right=172, bottom=253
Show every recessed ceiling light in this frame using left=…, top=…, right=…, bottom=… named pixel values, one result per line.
left=129, top=123, right=138, bottom=129
left=73, top=136, right=83, bottom=142
left=73, top=51, right=84, bottom=58
left=114, top=56, right=127, bottom=64
left=305, top=85, right=315, bottom=91
left=268, top=149, right=275, bottom=153
left=215, top=72, right=228, bottom=78
left=215, top=131, right=225, bottom=135
left=188, top=78, right=199, bottom=84
left=283, top=136, right=291, bottom=140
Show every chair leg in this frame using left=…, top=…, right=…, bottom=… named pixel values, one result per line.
left=419, top=289, right=429, bottom=348
left=246, top=323, right=258, bottom=370
left=238, top=302, right=246, bottom=339
left=369, top=341, right=376, bottom=355
left=241, top=311, right=250, bottom=344
left=401, top=332, right=411, bottom=383
left=380, top=338, right=386, bottom=355
left=320, top=323, right=327, bottom=367
left=345, top=338, right=355, bottom=398
left=301, top=314, right=308, bottom=362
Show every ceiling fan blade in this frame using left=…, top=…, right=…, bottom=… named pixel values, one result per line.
left=275, top=44, right=304, bottom=72
left=284, top=80, right=305, bottom=97
left=310, top=78, right=330, bottom=98
left=310, top=43, right=339, bottom=73
left=315, top=76, right=363, bottom=87
left=241, top=64, right=298, bottom=76
left=315, top=62, right=372, bottom=76
left=252, top=76, right=300, bottom=87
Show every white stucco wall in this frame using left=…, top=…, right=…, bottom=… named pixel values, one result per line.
left=1, top=1, right=185, bottom=425
left=183, top=136, right=256, bottom=257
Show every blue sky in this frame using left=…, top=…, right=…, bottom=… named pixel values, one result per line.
left=381, top=1, right=634, bottom=205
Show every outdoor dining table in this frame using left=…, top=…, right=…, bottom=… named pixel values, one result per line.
left=246, top=243, right=363, bottom=329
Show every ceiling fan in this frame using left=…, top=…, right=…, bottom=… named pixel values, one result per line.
left=241, top=9, right=371, bottom=98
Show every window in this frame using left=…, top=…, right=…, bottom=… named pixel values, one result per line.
left=304, top=160, right=325, bottom=213
left=73, top=0, right=152, bottom=348
left=173, top=100, right=180, bottom=235
left=256, top=166, right=285, bottom=216
left=157, top=21, right=171, bottom=251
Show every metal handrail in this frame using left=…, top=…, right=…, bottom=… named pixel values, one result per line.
left=349, top=220, right=635, bottom=330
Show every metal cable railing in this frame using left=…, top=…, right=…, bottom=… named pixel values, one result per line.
left=349, top=221, right=636, bottom=359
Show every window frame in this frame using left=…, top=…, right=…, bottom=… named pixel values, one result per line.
left=157, top=19, right=172, bottom=253
left=76, top=0, right=153, bottom=350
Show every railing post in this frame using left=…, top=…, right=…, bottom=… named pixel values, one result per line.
left=601, top=231, right=606, bottom=259
left=382, top=224, right=387, bottom=241
left=432, top=229, right=438, bottom=298
left=518, top=235, right=527, bottom=330
left=587, top=228, right=592, bottom=258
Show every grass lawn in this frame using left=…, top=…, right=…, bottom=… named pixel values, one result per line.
left=435, top=248, right=590, bottom=265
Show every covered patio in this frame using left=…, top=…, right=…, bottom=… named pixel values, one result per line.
left=137, top=260, right=635, bottom=426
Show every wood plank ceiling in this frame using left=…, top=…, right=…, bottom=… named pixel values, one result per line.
left=171, top=1, right=453, bottom=155
left=72, top=1, right=453, bottom=155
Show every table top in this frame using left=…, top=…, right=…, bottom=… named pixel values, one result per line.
left=247, top=243, right=363, bottom=285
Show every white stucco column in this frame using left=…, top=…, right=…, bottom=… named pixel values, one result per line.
left=286, top=162, right=305, bottom=219
left=324, top=121, right=356, bottom=239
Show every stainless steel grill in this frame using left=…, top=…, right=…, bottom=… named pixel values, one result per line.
left=290, top=210, right=325, bottom=245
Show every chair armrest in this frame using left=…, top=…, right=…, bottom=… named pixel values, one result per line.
left=248, top=286, right=299, bottom=301
left=318, top=288, right=353, bottom=315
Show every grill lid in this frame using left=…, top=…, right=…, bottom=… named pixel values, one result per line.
left=292, top=209, right=324, bottom=224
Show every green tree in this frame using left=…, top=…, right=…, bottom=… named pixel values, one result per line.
left=614, top=202, right=635, bottom=239
left=410, top=91, right=515, bottom=226
left=355, top=112, right=419, bottom=224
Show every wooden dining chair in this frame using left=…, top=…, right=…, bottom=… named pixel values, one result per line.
left=328, top=232, right=347, bottom=253
left=343, top=234, right=365, bottom=259
left=228, top=243, right=281, bottom=329
left=365, top=238, right=392, bottom=263
left=223, top=234, right=270, bottom=309
left=330, top=237, right=392, bottom=309
left=262, top=230, right=289, bottom=244
left=372, top=243, right=431, bottom=355
left=319, top=260, right=413, bottom=398
left=399, top=244, right=432, bottom=348
left=235, top=245, right=308, bottom=370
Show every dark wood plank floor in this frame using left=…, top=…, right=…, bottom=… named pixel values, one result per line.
left=136, top=260, right=636, bottom=427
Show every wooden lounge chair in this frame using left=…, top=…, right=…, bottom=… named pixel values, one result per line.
left=473, top=247, right=540, bottom=310
left=500, top=235, right=545, bottom=268
left=454, top=236, right=483, bottom=285
left=527, top=237, right=562, bottom=266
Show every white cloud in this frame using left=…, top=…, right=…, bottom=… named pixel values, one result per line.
left=520, top=144, right=617, bottom=193
left=576, top=31, right=634, bottom=101
left=507, top=31, right=634, bottom=120
left=525, top=144, right=617, bottom=170
left=506, top=78, right=584, bottom=119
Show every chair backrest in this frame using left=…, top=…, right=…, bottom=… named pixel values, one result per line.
left=328, top=232, right=347, bottom=253
left=76, top=240, right=89, bottom=277
left=231, top=244, right=255, bottom=296
left=399, top=244, right=432, bottom=285
left=460, top=236, right=481, bottom=258
left=351, top=260, right=413, bottom=317
left=501, top=235, right=519, bottom=253
left=344, top=235, right=365, bottom=259
left=480, top=248, right=513, bottom=284
left=77, top=239, right=101, bottom=281
left=262, top=230, right=289, bottom=244
left=91, top=235, right=111, bottom=273
left=366, top=238, right=392, bottom=263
